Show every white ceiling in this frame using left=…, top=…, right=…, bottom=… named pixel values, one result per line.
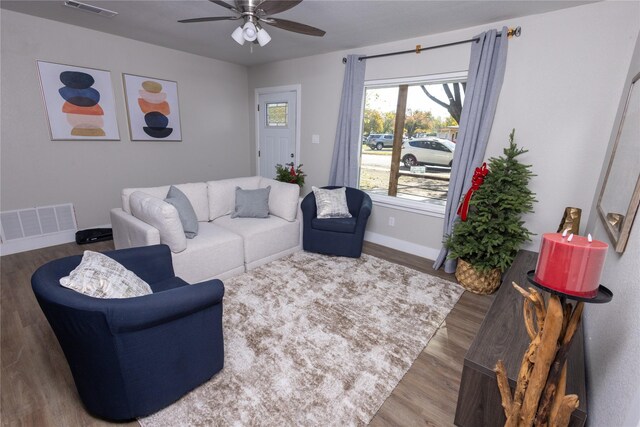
left=1, top=0, right=594, bottom=66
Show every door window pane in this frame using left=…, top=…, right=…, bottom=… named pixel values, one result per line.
left=266, top=102, right=288, bottom=127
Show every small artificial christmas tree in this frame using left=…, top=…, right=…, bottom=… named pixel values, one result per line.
left=447, top=129, right=536, bottom=282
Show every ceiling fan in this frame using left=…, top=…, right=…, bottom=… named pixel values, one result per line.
left=178, top=0, right=326, bottom=47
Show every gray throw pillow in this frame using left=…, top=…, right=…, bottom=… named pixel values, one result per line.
left=231, top=186, right=271, bottom=218
left=165, top=185, right=199, bottom=238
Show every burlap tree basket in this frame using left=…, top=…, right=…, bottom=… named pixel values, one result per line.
left=455, top=259, right=502, bottom=295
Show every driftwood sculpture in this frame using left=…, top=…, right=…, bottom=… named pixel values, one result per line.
left=495, top=282, right=584, bottom=427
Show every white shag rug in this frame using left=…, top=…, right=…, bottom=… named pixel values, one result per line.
left=139, top=251, right=463, bottom=426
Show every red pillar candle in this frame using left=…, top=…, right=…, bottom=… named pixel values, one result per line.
left=534, top=233, right=608, bottom=298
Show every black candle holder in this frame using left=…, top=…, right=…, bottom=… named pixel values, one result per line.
left=526, top=270, right=613, bottom=304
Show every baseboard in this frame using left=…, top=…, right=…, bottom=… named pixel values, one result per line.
left=0, top=230, right=77, bottom=256
left=364, top=231, right=441, bottom=261
left=0, top=223, right=112, bottom=256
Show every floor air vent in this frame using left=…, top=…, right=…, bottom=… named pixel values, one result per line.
left=0, top=204, right=77, bottom=255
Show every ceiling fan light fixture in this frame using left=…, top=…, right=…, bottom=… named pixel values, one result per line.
left=181, top=1, right=326, bottom=49
left=242, top=21, right=257, bottom=42
left=256, top=26, right=271, bottom=47
left=231, top=25, right=245, bottom=45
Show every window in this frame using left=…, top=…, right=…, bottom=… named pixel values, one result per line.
left=358, top=72, right=466, bottom=215
left=266, top=102, right=288, bottom=127
left=433, top=142, right=450, bottom=152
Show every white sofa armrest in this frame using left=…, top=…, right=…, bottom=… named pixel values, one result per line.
left=110, top=208, right=160, bottom=250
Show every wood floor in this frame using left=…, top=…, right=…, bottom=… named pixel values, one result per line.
left=1, top=241, right=493, bottom=426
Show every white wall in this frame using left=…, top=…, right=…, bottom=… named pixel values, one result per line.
left=248, top=1, right=639, bottom=256
left=583, top=31, right=640, bottom=427
left=0, top=10, right=251, bottom=229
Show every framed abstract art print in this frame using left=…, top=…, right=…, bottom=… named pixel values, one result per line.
left=36, top=61, right=120, bottom=140
left=122, top=73, right=182, bottom=141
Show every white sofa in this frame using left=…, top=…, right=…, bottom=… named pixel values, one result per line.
left=110, top=176, right=302, bottom=284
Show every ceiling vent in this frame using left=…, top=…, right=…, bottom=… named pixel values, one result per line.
left=64, top=1, right=118, bottom=18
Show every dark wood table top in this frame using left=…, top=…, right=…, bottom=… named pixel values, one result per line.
left=464, top=249, right=587, bottom=419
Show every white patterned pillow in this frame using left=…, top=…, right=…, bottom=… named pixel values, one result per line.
left=312, top=186, right=352, bottom=219
left=59, top=251, right=152, bottom=298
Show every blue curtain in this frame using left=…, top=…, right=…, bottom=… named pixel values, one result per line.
left=433, top=27, right=509, bottom=273
left=329, top=54, right=367, bottom=187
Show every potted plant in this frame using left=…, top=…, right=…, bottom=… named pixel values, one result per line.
left=446, top=130, right=536, bottom=294
left=275, top=163, right=306, bottom=188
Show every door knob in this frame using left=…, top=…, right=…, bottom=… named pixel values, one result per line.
left=290, top=153, right=294, bottom=158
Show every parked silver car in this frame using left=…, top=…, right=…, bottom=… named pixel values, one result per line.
left=401, top=138, right=455, bottom=168
left=367, top=134, right=394, bottom=150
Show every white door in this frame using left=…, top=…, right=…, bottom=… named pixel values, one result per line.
left=258, top=91, right=297, bottom=179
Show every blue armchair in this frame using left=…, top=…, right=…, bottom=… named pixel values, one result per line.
left=31, top=244, right=224, bottom=421
left=301, top=186, right=372, bottom=257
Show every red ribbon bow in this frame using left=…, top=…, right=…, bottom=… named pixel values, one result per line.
left=457, top=162, right=489, bottom=221
left=289, top=165, right=297, bottom=183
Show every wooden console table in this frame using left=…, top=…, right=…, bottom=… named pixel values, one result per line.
left=454, top=250, right=587, bottom=427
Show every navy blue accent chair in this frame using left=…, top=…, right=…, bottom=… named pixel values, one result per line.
left=301, top=186, right=373, bottom=257
left=31, top=244, right=224, bottom=421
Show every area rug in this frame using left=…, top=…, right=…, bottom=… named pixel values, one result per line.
left=139, top=251, right=463, bottom=426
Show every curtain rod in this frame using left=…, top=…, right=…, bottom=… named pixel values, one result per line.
left=341, top=26, right=521, bottom=64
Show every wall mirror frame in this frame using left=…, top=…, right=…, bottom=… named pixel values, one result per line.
left=597, top=72, right=640, bottom=253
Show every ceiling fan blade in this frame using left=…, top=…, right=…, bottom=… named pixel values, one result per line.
left=257, top=0, right=302, bottom=15
left=178, top=16, right=240, bottom=23
left=208, top=0, right=239, bottom=13
left=262, top=18, right=326, bottom=37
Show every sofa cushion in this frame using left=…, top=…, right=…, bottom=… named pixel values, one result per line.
left=312, top=186, right=352, bottom=219
left=311, top=217, right=357, bottom=234
left=122, top=186, right=169, bottom=215
left=171, top=222, right=245, bottom=284
left=172, top=182, right=209, bottom=222
left=207, top=176, right=262, bottom=220
left=122, top=182, right=209, bottom=222
left=60, top=250, right=152, bottom=298
left=260, top=178, right=300, bottom=222
left=165, top=186, right=199, bottom=239
left=231, top=186, right=270, bottom=219
left=129, top=191, right=187, bottom=253
left=214, top=215, right=300, bottom=265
